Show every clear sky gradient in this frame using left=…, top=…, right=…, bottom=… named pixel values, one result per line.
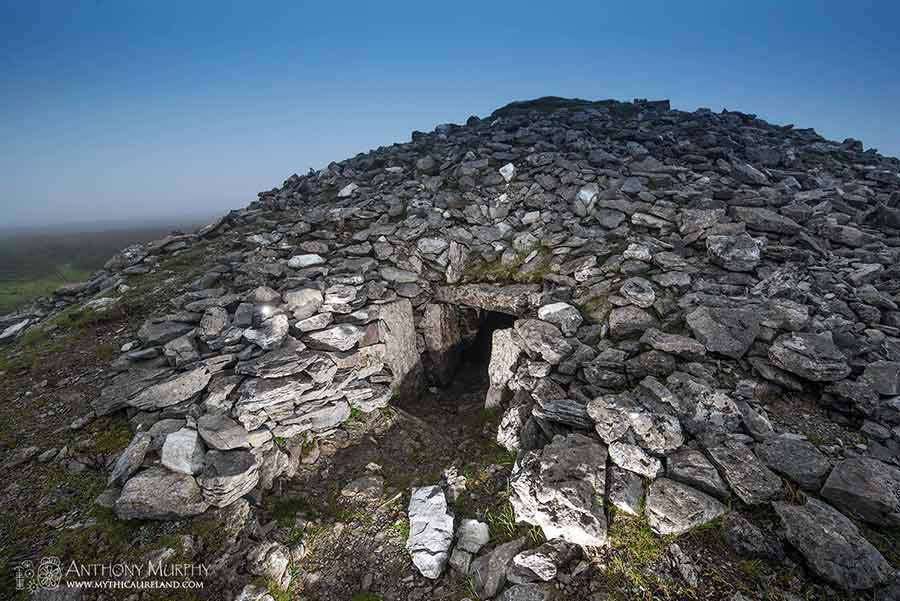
left=1, top=0, right=898, bottom=228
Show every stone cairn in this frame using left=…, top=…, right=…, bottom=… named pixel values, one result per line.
left=5, top=96, right=900, bottom=597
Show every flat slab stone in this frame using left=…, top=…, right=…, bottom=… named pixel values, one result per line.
left=768, top=332, right=850, bottom=382
left=756, top=436, right=831, bottom=491
left=646, top=478, right=726, bottom=535
left=406, top=485, right=454, bottom=579
left=510, top=433, right=608, bottom=546
left=707, top=440, right=781, bottom=505
left=128, top=367, right=211, bottom=411
left=115, top=466, right=210, bottom=520
left=514, top=319, right=573, bottom=365
left=774, top=499, right=891, bottom=590
left=821, top=457, right=900, bottom=526
left=197, top=414, right=251, bottom=450
left=434, top=284, right=541, bottom=316
left=686, top=306, right=760, bottom=359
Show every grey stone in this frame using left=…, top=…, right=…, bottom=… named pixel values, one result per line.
left=645, top=478, right=726, bottom=535
left=686, top=306, right=760, bottom=359
left=509, top=539, right=578, bottom=584
left=822, top=457, right=900, bottom=526
left=774, top=498, right=891, bottom=590
left=485, top=329, right=522, bottom=409
left=406, top=485, right=454, bottom=579
left=115, top=466, right=209, bottom=520
left=620, top=277, right=656, bottom=308
left=707, top=440, right=781, bottom=505
left=536, top=302, right=583, bottom=336
left=514, top=319, right=573, bottom=365
left=606, top=465, right=645, bottom=515
left=471, top=537, right=526, bottom=599
left=127, top=366, right=211, bottom=410
left=197, top=414, right=251, bottom=450
left=863, top=361, right=900, bottom=395
left=108, top=433, right=151, bottom=486
left=161, top=428, right=206, bottom=475
left=639, top=328, right=706, bottom=359
left=608, top=305, right=659, bottom=339
left=756, top=436, right=831, bottom=491
left=706, top=233, right=764, bottom=271
left=283, top=288, right=323, bottom=320
left=666, top=448, right=730, bottom=499
left=768, top=332, right=850, bottom=382
left=198, top=449, right=260, bottom=507
left=609, top=441, right=663, bottom=479
left=456, top=518, right=490, bottom=554
left=304, top=324, right=364, bottom=352
left=243, top=314, right=290, bottom=351
left=510, top=433, right=608, bottom=546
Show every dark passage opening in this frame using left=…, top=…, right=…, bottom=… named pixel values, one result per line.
left=463, top=310, right=517, bottom=372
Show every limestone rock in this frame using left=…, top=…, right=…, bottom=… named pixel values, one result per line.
left=471, top=537, right=526, bottom=599
left=755, top=436, right=831, bottom=491
left=198, top=449, right=260, bottom=507
left=707, top=440, right=781, bottom=505
left=821, top=457, right=900, bottom=526
left=510, top=433, right=608, bottom=546
left=514, top=319, right=572, bottom=365
left=768, top=332, right=850, bottom=382
left=645, top=478, right=726, bottom=535
left=161, top=428, right=206, bottom=475
left=406, top=485, right=454, bottom=579
left=116, top=467, right=210, bottom=520
left=686, top=306, right=760, bottom=359
left=774, top=499, right=891, bottom=590
left=197, top=414, right=251, bottom=450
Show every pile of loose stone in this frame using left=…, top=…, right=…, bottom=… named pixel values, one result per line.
left=8, top=96, right=900, bottom=599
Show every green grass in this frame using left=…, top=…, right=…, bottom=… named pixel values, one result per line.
left=0, top=264, right=93, bottom=314
left=483, top=500, right=542, bottom=546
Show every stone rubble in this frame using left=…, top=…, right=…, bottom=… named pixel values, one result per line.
left=6, top=95, right=900, bottom=597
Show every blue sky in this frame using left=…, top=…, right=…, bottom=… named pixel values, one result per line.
left=1, top=0, right=898, bottom=228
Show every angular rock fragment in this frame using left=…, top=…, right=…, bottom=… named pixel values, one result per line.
left=774, top=499, right=891, bottom=590
left=821, top=457, right=900, bottom=526
left=707, top=440, right=781, bottom=505
left=406, top=485, right=454, bottom=579
left=755, top=436, right=830, bottom=491
left=116, top=466, right=210, bottom=520
left=198, top=450, right=260, bottom=507
left=510, top=433, right=608, bottom=546
left=514, top=319, right=572, bottom=364
left=768, top=332, right=850, bottom=382
left=645, top=478, right=726, bottom=535
left=686, top=306, right=759, bottom=359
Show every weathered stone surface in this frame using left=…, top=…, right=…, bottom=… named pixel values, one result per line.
left=304, top=324, right=364, bottom=352
left=863, top=361, right=900, bottom=395
left=198, top=450, right=260, bottom=507
left=768, top=332, right=850, bottom=382
left=510, top=433, right=608, bottom=546
left=686, top=306, right=760, bottom=359
left=646, top=478, right=726, bottom=535
left=422, top=303, right=461, bottom=385
left=283, top=288, right=323, bottom=320
left=128, top=367, right=211, bottom=411
left=629, top=411, right=684, bottom=456
left=138, top=320, right=195, bottom=346
left=485, top=329, right=522, bottom=408
left=639, top=328, right=706, bottom=359
left=537, top=302, right=583, bottom=336
left=756, top=436, right=831, bottom=491
left=456, top=518, right=490, bottom=554
left=620, top=277, right=656, bottom=308
left=609, top=441, right=663, bottom=479
left=730, top=206, right=801, bottom=234
left=774, top=499, right=892, bottom=590
left=707, top=440, right=781, bottom=505
left=161, top=428, right=206, bottom=475
left=108, top=432, right=152, bottom=486
left=406, top=485, right=454, bottom=579
left=821, top=457, right=900, bottom=526
left=608, top=305, right=658, bottom=339
left=116, top=467, right=209, bottom=520
left=514, top=319, right=572, bottom=365
left=471, top=537, right=526, bottom=599
left=706, top=232, right=764, bottom=271
left=666, top=448, right=730, bottom=498
left=435, top=284, right=539, bottom=315
left=606, top=465, right=644, bottom=515
left=197, top=414, right=251, bottom=450
left=243, top=314, right=290, bottom=350
left=509, top=539, right=578, bottom=584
